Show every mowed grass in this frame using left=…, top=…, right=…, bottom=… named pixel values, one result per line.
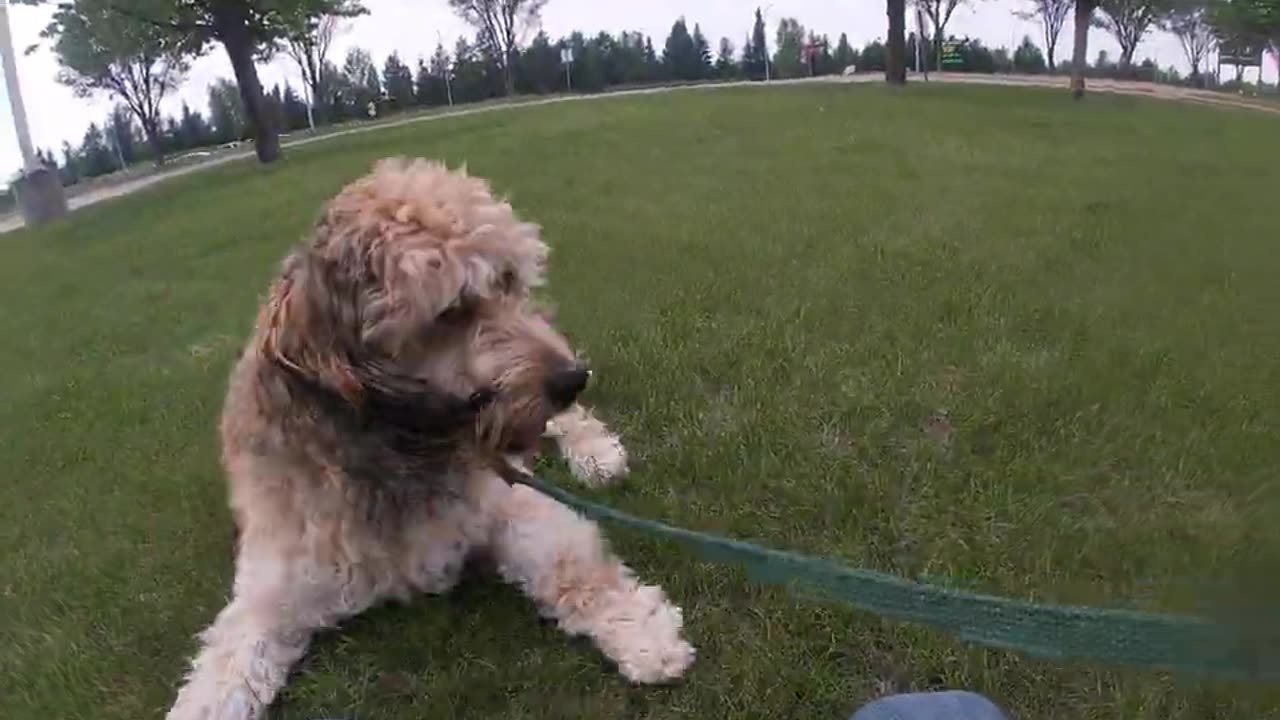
left=4, top=84, right=1280, bottom=720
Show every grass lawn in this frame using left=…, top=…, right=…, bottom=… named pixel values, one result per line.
left=4, top=83, right=1280, bottom=720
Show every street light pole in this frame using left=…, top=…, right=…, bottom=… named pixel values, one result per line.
left=1, top=0, right=67, bottom=226
left=1, top=0, right=37, bottom=172
left=762, top=3, right=773, bottom=82
left=437, top=31, right=454, bottom=107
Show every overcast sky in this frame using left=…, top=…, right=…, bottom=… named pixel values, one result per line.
left=3, top=0, right=1277, bottom=176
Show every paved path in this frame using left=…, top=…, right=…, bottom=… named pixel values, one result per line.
left=5, top=73, right=1274, bottom=234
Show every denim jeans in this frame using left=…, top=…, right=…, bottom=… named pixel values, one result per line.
left=851, top=691, right=1009, bottom=720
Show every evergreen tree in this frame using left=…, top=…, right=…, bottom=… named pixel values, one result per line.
left=282, top=84, right=311, bottom=130
left=343, top=48, right=381, bottom=114
left=613, top=31, right=650, bottom=84
left=773, top=18, right=806, bottom=78
left=833, top=32, right=857, bottom=71
left=264, top=85, right=286, bottom=136
left=1013, top=35, right=1048, bottom=73
left=79, top=123, right=116, bottom=177
left=61, top=140, right=81, bottom=185
left=691, top=24, right=712, bottom=79
left=662, top=18, right=700, bottom=80
left=861, top=40, right=887, bottom=71
left=107, top=106, right=137, bottom=166
left=516, top=31, right=561, bottom=93
left=178, top=102, right=212, bottom=148
left=747, top=7, right=769, bottom=79
left=207, top=78, right=246, bottom=143
left=414, top=57, right=434, bottom=105
left=642, top=36, right=660, bottom=79
left=383, top=52, right=416, bottom=109
left=715, top=37, right=738, bottom=79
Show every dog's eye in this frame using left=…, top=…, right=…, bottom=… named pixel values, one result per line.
left=499, top=270, right=517, bottom=293
left=437, top=301, right=472, bottom=324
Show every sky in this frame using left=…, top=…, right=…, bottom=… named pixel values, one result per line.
left=3, top=0, right=1277, bottom=177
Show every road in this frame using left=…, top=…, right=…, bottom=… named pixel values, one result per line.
left=4, top=73, right=1274, bottom=234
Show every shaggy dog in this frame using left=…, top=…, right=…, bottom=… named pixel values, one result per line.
left=167, top=159, right=695, bottom=720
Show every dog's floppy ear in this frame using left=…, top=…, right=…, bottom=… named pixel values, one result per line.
left=258, top=253, right=365, bottom=404
left=257, top=250, right=493, bottom=431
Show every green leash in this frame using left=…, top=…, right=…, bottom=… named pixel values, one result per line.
left=517, top=474, right=1278, bottom=681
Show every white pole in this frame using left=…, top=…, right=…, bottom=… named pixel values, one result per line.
left=437, top=31, right=454, bottom=106
left=1, top=0, right=38, bottom=173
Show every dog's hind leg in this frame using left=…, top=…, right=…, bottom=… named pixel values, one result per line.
left=490, top=482, right=694, bottom=683
left=545, top=403, right=629, bottom=486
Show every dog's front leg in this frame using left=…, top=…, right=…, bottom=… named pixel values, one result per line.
left=489, top=482, right=694, bottom=683
left=166, top=592, right=314, bottom=720
left=544, top=403, right=629, bottom=485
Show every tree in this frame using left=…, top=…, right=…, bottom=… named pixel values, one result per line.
left=450, top=37, right=500, bottom=102
left=887, top=0, right=908, bottom=83
left=915, top=0, right=969, bottom=70
left=342, top=47, right=381, bottom=113
left=662, top=18, right=700, bottom=80
left=383, top=51, right=415, bottom=109
left=207, top=77, right=246, bottom=143
left=643, top=35, right=660, bottom=78
left=691, top=24, right=712, bottom=79
left=1163, top=0, right=1215, bottom=79
left=114, top=0, right=366, bottom=163
left=281, top=13, right=346, bottom=126
left=79, top=122, right=116, bottom=177
left=178, top=101, right=211, bottom=147
left=1013, top=35, right=1049, bottom=71
left=1096, top=0, right=1165, bottom=68
left=107, top=105, right=136, bottom=166
left=612, top=31, right=653, bottom=84
left=61, top=140, right=82, bottom=185
left=40, top=0, right=190, bottom=167
left=1071, top=0, right=1099, bottom=97
left=447, top=0, right=548, bottom=96
left=516, top=30, right=559, bottom=93
left=1210, top=0, right=1279, bottom=79
left=863, top=40, right=889, bottom=71
left=744, top=7, right=769, bottom=79
left=834, top=32, right=857, bottom=70
left=282, top=83, right=311, bottom=129
left=773, top=18, right=806, bottom=78
left=714, top=37, right=737, bottom=79
left=1016, top=0, right=1072, bottom=71
left=429, top=43, right=454, bottom=103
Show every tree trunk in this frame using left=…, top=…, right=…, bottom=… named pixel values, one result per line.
left=503, top=51, right=516, bottom=96
left=1047, top=39, right=1057, bottom=73
left=1070, top=0, right=1093, bottom=99
left=310, top=79, right=326, bottom=124
left=142, top=119, right=165, bottom=167
left=886, top=0, right=908, bottom=85
left=215, top=10, right=280, bottom=164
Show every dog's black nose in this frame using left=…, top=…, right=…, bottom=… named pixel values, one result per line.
left=546, top=365, right=590, bottom=409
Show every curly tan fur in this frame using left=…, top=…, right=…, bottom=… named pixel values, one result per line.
left=167, top=159, right=692, bottom=720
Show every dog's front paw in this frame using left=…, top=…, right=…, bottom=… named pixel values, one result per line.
left=605, top=586, right=695, bottom=684
left=545, top=406, right=629, bottom=486
left=563, top=433, right=629, bottom=486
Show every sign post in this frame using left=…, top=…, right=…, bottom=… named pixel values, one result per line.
left=561, top=46, right=574, bottom=91
left=941, top=40, right=964, bottom=70
left=915, top=7, right=929, bottom=80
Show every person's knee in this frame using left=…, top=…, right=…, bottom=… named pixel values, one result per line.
left=851, top=691, right=1009, bottom=720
